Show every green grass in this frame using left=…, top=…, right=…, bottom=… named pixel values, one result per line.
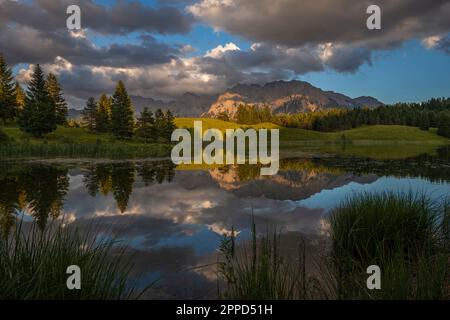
left=0, top=220, right=140, bottom=300
left=219, top=193, right=450, bottom=300
left=174, top=119, right=449, bottom=159
left=328, top=192, right=449, bottom=299
left=218, top=224, right=323, bottom=300
left=175, top=117, right=279, bottom=131
left=2, top=120, right=448, bottom=160
left=0, top=125, right=171, bottom=159
left=281, top=125, right=448, bottom=142
left=175, top=119, right=447, bottom=142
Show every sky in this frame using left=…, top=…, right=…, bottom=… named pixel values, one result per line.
left=1, top=0, right=449, bottom=108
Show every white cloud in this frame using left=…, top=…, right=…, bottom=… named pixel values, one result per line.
left=205, top=42, right=240, bottom=58
left=421, top=35, right=442, bottom=49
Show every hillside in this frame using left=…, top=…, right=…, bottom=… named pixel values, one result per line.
left=175, top=119, right=447, bottom=143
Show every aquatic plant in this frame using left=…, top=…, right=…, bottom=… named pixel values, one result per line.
left=0, top=220, right=139, bottom=300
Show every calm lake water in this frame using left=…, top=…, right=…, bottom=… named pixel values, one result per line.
left=1, top=146, right=449, bottom=298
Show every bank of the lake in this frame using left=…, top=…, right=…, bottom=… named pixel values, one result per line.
left=0, top=125, right=172, bottom=158
left=1, top=119, right=449, bottom=160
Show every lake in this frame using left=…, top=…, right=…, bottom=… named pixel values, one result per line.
left=0, top=145, right=449, bottom=299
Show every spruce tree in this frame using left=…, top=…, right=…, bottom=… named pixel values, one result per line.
left=81, top=97, right=97, bottom=131
left=46, top=73, right=68, bottom=125
left=164, top=110, right=176, bottom=141
left=136, top=107, right=155, bottom=141
left=19, top=64, right=57, bottom=137
left=0, top=54, right=17, bottom=123
left=96, top=94, right=112, bottom=132
left=15, top=81, right=26, bottom=111
left=154, top=108, right=165, bottom=140
left=111, top=81, right=134, bottom=138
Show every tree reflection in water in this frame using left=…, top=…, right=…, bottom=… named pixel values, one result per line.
left=0, top=161, right=176, bottom=233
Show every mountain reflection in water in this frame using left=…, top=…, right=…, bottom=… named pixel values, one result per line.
left=0, top=146, right=449, bottom=298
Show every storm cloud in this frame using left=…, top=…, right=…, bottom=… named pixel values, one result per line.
left=188, top=0, right=450, bottom=49
left=2, top=0, right=449, bottom=105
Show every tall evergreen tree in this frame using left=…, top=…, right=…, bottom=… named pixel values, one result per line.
left=46, top=73, right=68, bottom=125
left=164, top=110, right=176, bottom=141
left=111, top=81, right=134, bottom=138
left=96, top=94, right=111, bottom=132
left=136, top=107, right=155, bottom=141
left=0, top=54, right=17, bottom=123
left=19, top=64, right=57, bottom=137
left=154, top=108, right=165, bottom=140
left=81, top=97, right=97, bottom=131
left=15, top=81, right=26, bottom=111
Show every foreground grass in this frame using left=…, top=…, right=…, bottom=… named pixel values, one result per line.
left=0, top=125, right=171, bottom=159
left=219, top=193, right=450, bottom=300
left=0, top=221, right=137, bottom=299
left=329, top=192, right=449, bottom=299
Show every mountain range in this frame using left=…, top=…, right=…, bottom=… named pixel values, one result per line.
left=68, top=80, right=383, bottom=119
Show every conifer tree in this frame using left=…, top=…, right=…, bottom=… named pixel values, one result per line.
left=19, top=64, right=57, bottom=137
left=164, top=110, right=176, bottom=141
left=111, top=81, right=134, bottom=138
left=154, top=108, right=165, bottom=140
left=0, top=54, right=17, bottom=123
left=81, top=97, right=97, bottom=131
left=96, top=94, right=112, bottom=132
left=46, top=73, right=68, bottom=125
left=15, top=81, right=26, bottom=111
left=136, top=107, right=155, bottom=141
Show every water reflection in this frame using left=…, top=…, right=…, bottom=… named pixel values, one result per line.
left=0, top=146, right=449, bottom=298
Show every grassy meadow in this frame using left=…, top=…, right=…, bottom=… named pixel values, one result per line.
left=0, top=124, right=171, bottom=158
left=0, top=118, right=448, bottom=160
left=175, top=118, right=450, bottom=160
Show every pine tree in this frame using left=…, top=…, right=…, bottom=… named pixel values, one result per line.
left=164, top=110, right=176, bottom=141
left=19, top=64, right=57, bottom=137
left=136, top=107, right=155, bottom=141
left=154, top=108, right=165, bottom=140
left=0, top=54, right=17, bottom=123
left=15, top=81, right=26, bottom=111
left=96, top=94, right=111, bottom=132
left=81, top=97, right=97, bottom=131
left=46, top=73, right=68, bottom=125
left=111, top=81, right=134, bottom=138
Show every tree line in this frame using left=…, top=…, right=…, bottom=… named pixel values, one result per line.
left=231, top=98, right=450, bottom=138
left=0, top=53, right=175, bottom=141
left=81, top=87, right=175, bottom=142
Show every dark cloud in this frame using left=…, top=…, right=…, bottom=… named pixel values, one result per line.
left=189, top=0, right=450, bottom=49
left=0, top=24, right=178, bottom=67
left=1, top=0, right=193, bottom=35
